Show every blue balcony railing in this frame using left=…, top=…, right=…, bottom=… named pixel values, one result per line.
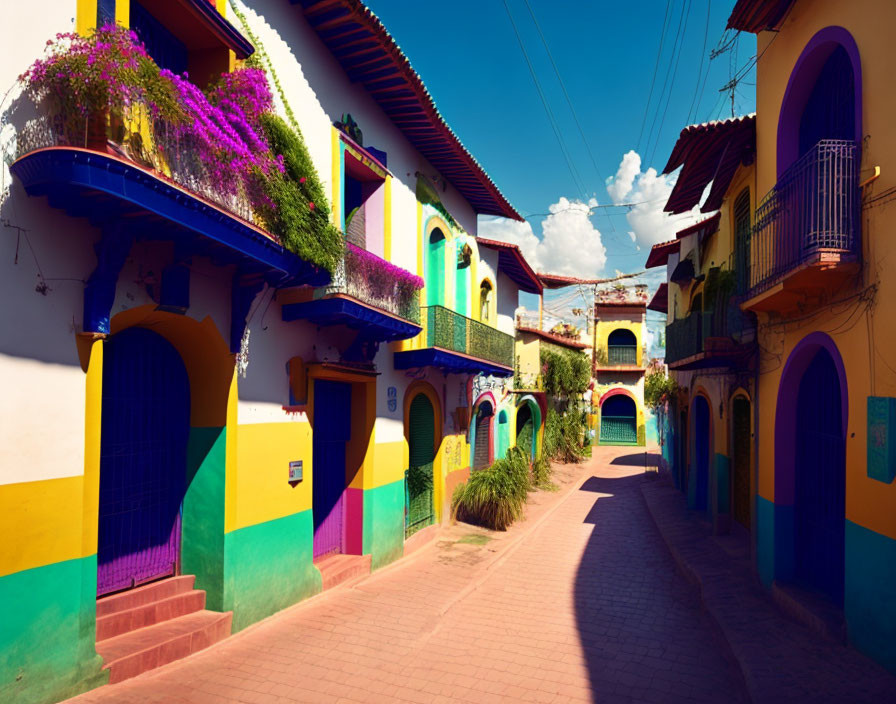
left=748, top=140, right=859, bottom=297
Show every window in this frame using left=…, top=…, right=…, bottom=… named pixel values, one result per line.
left=479, top=280, right=493, bottom=322
left=341, top=141, right=387, bottom=257
left=126, top=0, right=235, bottom=87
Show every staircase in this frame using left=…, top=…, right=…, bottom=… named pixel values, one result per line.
left=95, top=575, right=232, bottom=683
left=314, top=553, right=372, bottom=592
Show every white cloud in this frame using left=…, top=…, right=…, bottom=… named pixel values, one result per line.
left=606, top=150, right=640, bottom=204
left=479, top=196, right=607, bottom=278
left=606, top=150, right=705, bottom=249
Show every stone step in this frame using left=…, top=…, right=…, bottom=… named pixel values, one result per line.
left=314, top=553, right=372, bottom=592
left=771, top=581, right=848, bottom=644
left=96, top=609, right=232, bottom=684
left=96, top=588, right=206, bottom=642
left=96, top=575, right=196, bottom=618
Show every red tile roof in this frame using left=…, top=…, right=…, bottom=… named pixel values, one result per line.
left=662, top=115, right=756, bottom=214
left=647, top=283, right=668, bottom=313
left=727, top=0, right=795, bottom=32
left=645, top=239, right=680, bottom=269
left=297, top=0, right=521, bottom=220
left=517, top=326, right=589, bottom=350
left=676, top=212, right=721, bottom=241
left=475, top=238, right=542, bottom=294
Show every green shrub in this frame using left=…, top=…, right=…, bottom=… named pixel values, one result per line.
left=258, top=113, right=344, bottom=273
left=531, top=456, right=557, bottom=490
left=452, top=447, right=531, bottom=531
left=542, top=408, right=589, bottom=464
left=644, top=369, right=678, bottom=409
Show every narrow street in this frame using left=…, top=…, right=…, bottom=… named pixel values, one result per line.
left=67, top=448, right=747, bottom=704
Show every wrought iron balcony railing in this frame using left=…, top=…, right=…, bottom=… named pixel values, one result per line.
left=318, top=243, right=421, bottom=324
left=11, top=101, right=262, bottom=228
left=423, top=305, right=514, bottom=368
left=747, top=140, right=859, bottom=297
left=666, top=311, right=712, bottom=365
left=607, top=345, right=638, bottom=366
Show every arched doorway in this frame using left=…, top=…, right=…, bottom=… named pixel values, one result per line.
left=600, top=393, right=637, bottom=445
left=472, top=401, right=493, bottom=470
left=692, top=395, right=710, bottom=512
left=607, top=328, right=637, bottom=366
left=97, top=327, right=190, bottom=595
left=795, top=348, right=846, bottom=604
left=777, top=28, right=861, bottom=175
left=495, top=409, right=510, bottom=460
left=731, top=396, right=751, bottom=530
left=516, top=404, right=534, bottom=460
left=798, top=45, right=856, bottom=160
left=406, top=393, right=436, bottom=536
left=426, top=228, right=446, bottom=306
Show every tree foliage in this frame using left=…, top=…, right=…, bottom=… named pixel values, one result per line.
left=644, top=369, right=678, bottom=409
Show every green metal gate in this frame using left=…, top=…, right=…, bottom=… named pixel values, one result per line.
left=600, top=416, right=638, bottom=444
left=406, top=394, right=435, bottom=537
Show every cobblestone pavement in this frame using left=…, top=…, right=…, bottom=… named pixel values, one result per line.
left=67, top=447, right=748, bottom=704
left=641, top=469, right=896, bottom=704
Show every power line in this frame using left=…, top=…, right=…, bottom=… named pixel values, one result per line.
left=647, top=0, right=693, bottom=166
left=636, top=0, right=673, bottom=155
left=520, top=0, right=616, bottom=234
left=686, top=0, right=711, bottom=125
left=502, top=0, right=588, bottom=201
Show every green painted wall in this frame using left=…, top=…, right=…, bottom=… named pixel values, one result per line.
left=0, top=557, right=107, bottom=704
left=456, top=264, right=469, bottom=316
left=223, top=510, right=321, bottom=632
left=182, top=426, right=227, bottom=611
left=362, top=480, right=405, bottom=570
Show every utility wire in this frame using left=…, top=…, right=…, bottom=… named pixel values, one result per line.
left=636, top=0, right=673, bottom=154
left=686, top=0, right=712, bottom=125
left=647, top=0, right=693, bottom=166
left=502, top=0, right=588, bottom=201
left=520, top=0, right=616, bottom=233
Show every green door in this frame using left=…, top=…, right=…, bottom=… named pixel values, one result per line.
left=426, top=231, right=446, bottom=306
left=406, top=394, right=435, bottom=537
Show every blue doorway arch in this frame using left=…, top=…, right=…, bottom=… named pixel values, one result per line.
left=97, top=327, right=190, bottom=595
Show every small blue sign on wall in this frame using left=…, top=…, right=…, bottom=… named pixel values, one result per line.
left=867, top=396, right=896, bottom=483
left=288, top=460, right=303, bottom=483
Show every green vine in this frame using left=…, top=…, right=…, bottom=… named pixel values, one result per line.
left=228, top=0, right=303, bottom=135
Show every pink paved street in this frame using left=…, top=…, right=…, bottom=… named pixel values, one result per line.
left=66, top=448, right=748, bottom=704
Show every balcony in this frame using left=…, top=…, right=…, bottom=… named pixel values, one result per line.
left=607, top=345, right=638, bottom=366
left=743, top=140, right=860, bottom=313
left=665, top=303, right=756, bottom=371
left=282, top=243, right=423, bottom=342
left=394, top=306, right=515, bottom=377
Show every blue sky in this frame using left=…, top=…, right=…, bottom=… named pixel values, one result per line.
left=366, top=0, right=756, bottom=351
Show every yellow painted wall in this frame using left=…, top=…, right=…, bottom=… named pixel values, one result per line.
left=595, top=316, right=645, bottom=367
left=229, top=422, right=313, bottom=533
left=515, top=333, right=541, bottom=387
left=751, top=0, right=896, bottom=540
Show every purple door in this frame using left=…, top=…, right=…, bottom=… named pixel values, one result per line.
left=313, top=380, right=351, bottom=558
left=97, top=327, right=190, bottom=596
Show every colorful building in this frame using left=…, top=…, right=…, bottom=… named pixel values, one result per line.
left=593, top=288, right=649, bottom=446
left=650, top=0, right=896, bottom=675
left=0, top=2, right=539, bottom=701
left=648, top=114, right=759, bottom=533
